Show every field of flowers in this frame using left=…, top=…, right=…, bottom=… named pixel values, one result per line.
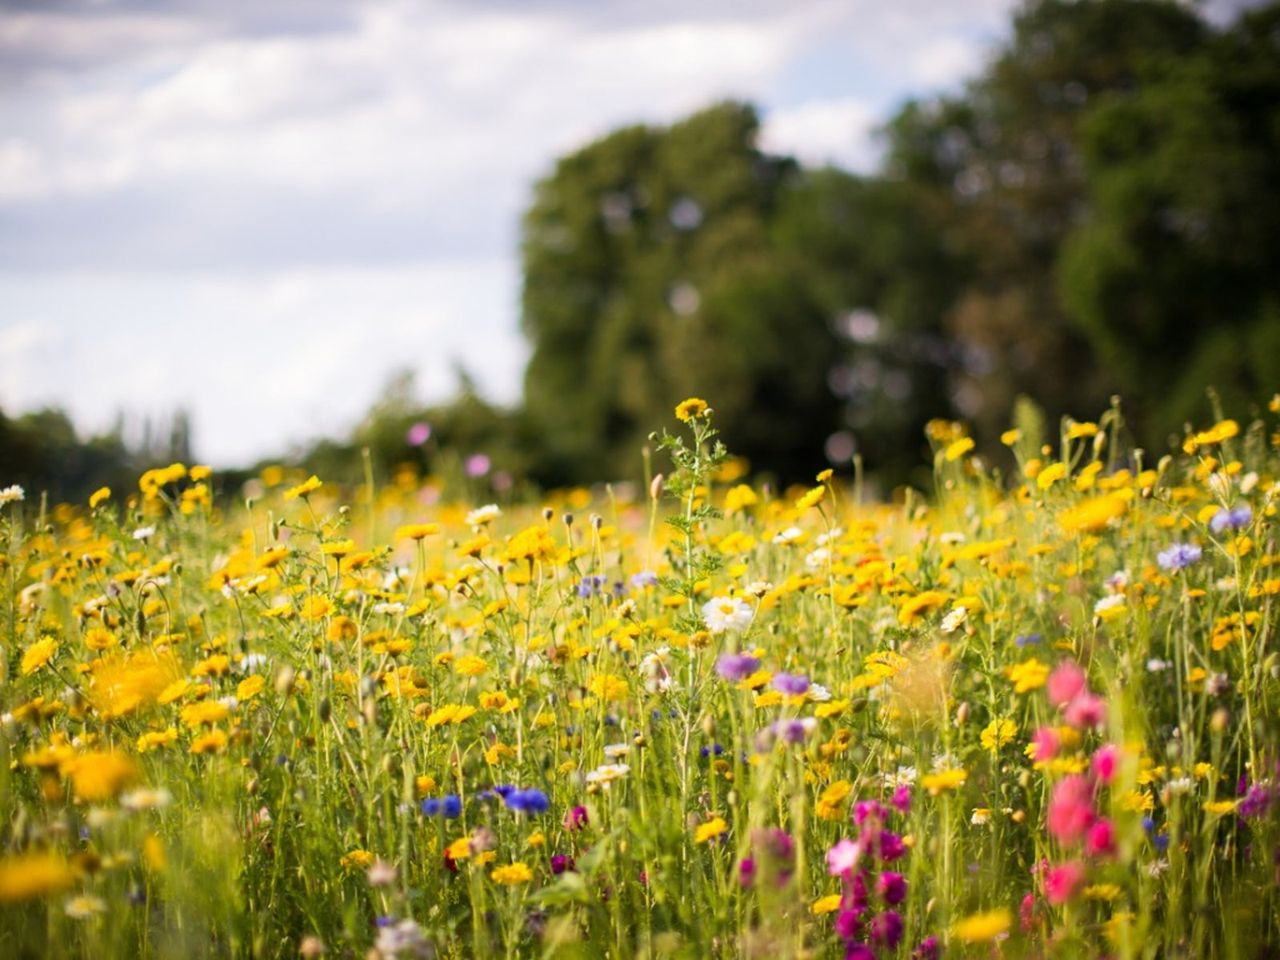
left=1, top=397, right=1278, bottom=959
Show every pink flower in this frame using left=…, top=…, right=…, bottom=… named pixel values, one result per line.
left=1085, top=818, right=1117, bottom=858
left=1091, top=744, right=1120, bottom=784
left=1048, top=661, right=1087, bottom=707
left=1032, top=726, right=1061, bottom=762
left=1064, top=692, right=1107, bottom=729
left=826, top=839, right=863, bottom=877
left=1047, top=775, right=1095, bottom=845
left=1044, top=860, right=1085, bottom=905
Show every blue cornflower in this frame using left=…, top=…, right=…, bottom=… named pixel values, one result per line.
left=771, top=672, right=810, bottom=696
left=1014, top=633, right=1042, bottom=647
left=630, top=570, right=659, bottom=590
left=421, top=795, right=462, bottom=818
left=577, top=575, right=607, bottom=599
left=1210, top=504, right=1252, bottom=533
left=1157, top=543, right=1202, bottom=572
left=715, top=652, right=760, bottom=681
left=504, top=788, right=550, bottom=814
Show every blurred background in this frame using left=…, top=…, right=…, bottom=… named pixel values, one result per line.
left=2, top=0, right=1278, bottom=501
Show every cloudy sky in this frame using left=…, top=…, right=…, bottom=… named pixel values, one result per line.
left=0, top=0, right=1253, bottom=464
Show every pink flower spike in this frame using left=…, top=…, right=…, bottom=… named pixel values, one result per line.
left=1048, top=661, right=1087, bottom=707
left=1032, top=726, right=1061, bottom=762
left=826, top=839, right=863, bottom=877
left=1044, top=860, right=1086, bottom=905
left=1085, top=818, right=1117, bottom=858
left=1092, top=744, right=1120, bottom=784
left=1047, top=775, right=1095, bottom=845
left=1064, top=692, right=1107, bottom=729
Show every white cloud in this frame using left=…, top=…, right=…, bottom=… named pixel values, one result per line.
left=0, top=260, right=520, bottom=465
left=761, top=97, right=881, bottom=172
left=0, top=0, right=1028, bottom=463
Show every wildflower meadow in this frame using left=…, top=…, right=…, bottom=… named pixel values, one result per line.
left=2, top=397, right=1279, bottom=959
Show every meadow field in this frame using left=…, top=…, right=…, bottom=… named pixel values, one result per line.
left=1, top=398, right=1278, bottom=959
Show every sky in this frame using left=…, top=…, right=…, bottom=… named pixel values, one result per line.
left=0, top=0, right=1257, bottom=465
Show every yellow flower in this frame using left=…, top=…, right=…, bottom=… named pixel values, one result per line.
left=921, top=768, right=967, bottom=795
left=340, top=849, right=375, bottom=870
left=943, top=437, right=975, bottom=462
left=66, top=750, right=137, bottom=802
left=21, top=637, right=58, bottom=676
left=137, top=728, right=179, bottom=752
left=283, top=475, right=322, bottom=500
left=952, top=908, right=1011, bottom=943
left=794, top=485, right=825, bottom=512
left=980, top=718, right=1017, bottom=753
left=89, top=486, right=112, bottom=508
left=694, top=816, right=728, bottom=844
left=897, top=590, right=948, bottom=627
left=190, top=729, right=228, bottom=754
left=491, top=862, right=533, bottom=885
left=1000, top=429, right=1021, bottom=446
left=236, top=675, right=266, bottom=701
left=811, top=894, right=843, bottom=915
left=454, top=655, right=488, bottom=677
left=724, top=484, right=759, bottom=513
left=675, top=398, right=709, bottom=422
left=1060, top=495, right=1127, bottom=534
left=1005, top=658, right=1049, bottom=694
left=1066, top=421, right=1099, bottom=440
left=0, top=852, right=74, bottom=902
left=587, top=673, right=629, bottom=702
left=180, top=700, right=229, bottom=728
left=396, top=522, right=440, bottom=541
left=445, top=837, right=472, bottom=860
left=1036, top=462, right=1068, bottom=490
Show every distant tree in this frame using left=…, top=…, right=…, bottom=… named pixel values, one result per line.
left=521, top=101, right=843, bottom=484
left=1058, top=3, right=1280, bottom=436
left=881, top=0, right=1209, bottom=441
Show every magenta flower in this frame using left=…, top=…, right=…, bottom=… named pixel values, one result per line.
left=1032, top=726, right=1060, bottom=762
left=1085, top=818, right=1117, bottom=858
left=1044, top=860, right=1085, bottom=904
left=1047, top=775, right=1095, bottom=845
left=1064, top=692, right=1107, bottom=729
left=826, top=839, right=863, bottom=877
left=1048, top=661, right=1087, bottom=707
left=1091, top=743, right=1119, bottom=784
left=405, top=422, right=432, bottom=446
left=877, top=871, right=907, bottom=905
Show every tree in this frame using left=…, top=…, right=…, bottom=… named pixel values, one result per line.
left=881, top=0, right=1209, bottom=442
left=1058, top=4, right=1280, bottom=435
left=521, top=101, right=842, bottom=484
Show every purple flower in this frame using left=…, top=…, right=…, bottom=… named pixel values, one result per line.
left=844, top=945, right=876, bottom=960
left=563, top=805, right=588, bottom=831
left=1157, top=543, right=1202, bottom=572
left=421, top=795, right=462, bottom=818
left=405, top=422, right=432, bottom=446
left=835, top=908, right=865, bottom=941
left=876, top=871, right=906, bottom=905
left=550, top=854, right=575, bottom=874
left=771, top=672, right=810, bottom=696
left=1210, top=504, right=1252, bottom=533
left=738, top=857, right=756, bottom=887
left=1239, top=784, right=1274, bottom=819
left=504, top=788, right=550, bottom=814
left=890, top=785, right=912, bottom=815
left=878, top=832, right=905, bottom=863
left=577, top=575, right=607, bottom=599
left=913, top=936, right=940, bottom=960
left=465, top=453, right=491, bottom=478
left=716, top=653, right=761, bottom=681
left=870, top=910, right=904, bottom=949
left=854, top=800, right=885, bottom=825
left=630, top=571, right=659, bottom=590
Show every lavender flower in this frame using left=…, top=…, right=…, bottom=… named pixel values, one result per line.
left=716, top=653, right=761, bottom=681
left=1210, top=504, right=1252, bottom=533
left=1157, top=542, right=1202, bottom=572
left=771, top=672, right=810, bottom=696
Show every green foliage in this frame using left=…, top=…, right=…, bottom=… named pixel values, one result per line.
left=520, top=102, right=841, bottom=485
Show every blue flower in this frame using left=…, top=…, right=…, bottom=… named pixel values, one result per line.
left=1156, top=543, right=1202, bottom=572
left=1014, top=633, right=1041, bottom=647
left=1210, top=505, right=1252, bottom=533
left=421, top=795, right=462, bottom=818
left=577, top=575, right=607, bottom=599
left=630, top=571, right=659, bottom=590
left=504, top=788, right=550, bottom=814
